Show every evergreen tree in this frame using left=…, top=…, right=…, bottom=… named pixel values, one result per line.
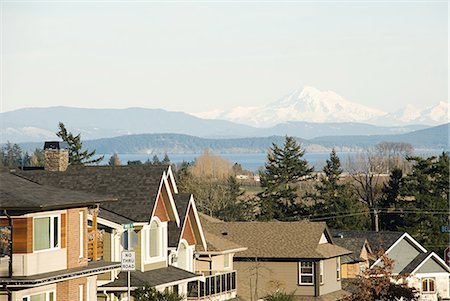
left=161, top=153, right=171, bottom=164
left=22, top=152, right=31, bottom=167
left=56, top=122, right=104, bottom=165
left=400, top=153, right=449, bottom=253
left=378, top=168, right=404, bottom=231
left=152, top=155, right=160, bottom=165
left=2, top=142, right=23, bottom=167
left=258, top=136, right=313, bottom=220
left=311, top=149, right=368, bottom=229
left=216, top=176, right=255, bottom=221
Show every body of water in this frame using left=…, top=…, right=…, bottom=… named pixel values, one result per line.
left=101, top=152, right=357, bottom=172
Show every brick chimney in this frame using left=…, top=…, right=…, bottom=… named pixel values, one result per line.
left=44, top=141, right=69, bottom=171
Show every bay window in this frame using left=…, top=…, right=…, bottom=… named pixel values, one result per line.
left=33, top=216, right=59, bottom=251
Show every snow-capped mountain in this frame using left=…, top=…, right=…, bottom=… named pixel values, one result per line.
left=371, top=101, right=449, bottom=125
left=194, top=86, right=386, bottom=127
left=193, top=86, right=448, bottom=127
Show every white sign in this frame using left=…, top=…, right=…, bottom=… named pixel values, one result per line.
left=121, top=251, right=136, bottom=271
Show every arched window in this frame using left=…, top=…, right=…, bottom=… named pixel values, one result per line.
left=149, top=220, right=160, bottom=258
left=422, top=278, right=435, bottom=293
left=178, top=242, right=188, bottom=270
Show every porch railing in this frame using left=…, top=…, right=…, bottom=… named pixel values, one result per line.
left=187, top=271, right=236, bottom=300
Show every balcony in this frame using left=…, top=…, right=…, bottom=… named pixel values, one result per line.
left=187, top=271, right=237, bottom=301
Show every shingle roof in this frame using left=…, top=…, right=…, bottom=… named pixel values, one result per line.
left=330, top=229, right=404, bottom=252
left=14, top=165, right=169, bottom=222
left=329, top=235, right=369, bottom=264
left=0, top=172, right=117, bottom=210
left=100, top=266, right=201, bottom=288
left=168, top=193, right=191, bottom=248
left=200, top=214, right=350, bottom=259
left=197, top=231, right=245, bottom=253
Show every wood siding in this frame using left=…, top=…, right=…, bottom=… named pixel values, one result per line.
left=61, top=213, right=66, bottom=248
left=182, top=215, right=196, bottom=246
left=154, top=194, right=169, bottom=222
left=234, top=261, right=314, bottom=301
left=13, top=218, right=32, bottom=254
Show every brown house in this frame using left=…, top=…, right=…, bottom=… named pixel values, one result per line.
left=200, top=214, right=351, bottom=301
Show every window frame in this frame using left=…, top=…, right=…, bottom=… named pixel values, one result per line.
left=22, top=289, right=56, bottom=301
left=336, top=257, right=341, bottom=280
left=33, top=215, right=60, bottom=253
left=224, top=253, right=230, bottom=269
left=79, top=211, right=84, bottom=258
left=319, top=260, right=324, bottom=285
left=421, top=278, right=436, bottom=293
left=298, top=261, right=314, bottom=286
left=79, top=284, right=84, bottom=301
left=145, top=217, right=165, bottom=263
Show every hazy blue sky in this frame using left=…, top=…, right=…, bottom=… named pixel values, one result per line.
left=1, top=1, right=448, bottom=113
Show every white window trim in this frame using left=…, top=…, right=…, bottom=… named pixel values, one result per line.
left=144, top=218, right=166, bottom=264
left=421, top=278, right=436, bottom=293
left=224, top=253, right=230, bottom=269
left=320, top=260, right=324, bottom=285
left=22, top=289, right=56, bottom=301
left=177, top=240, right=192, bottom=271
left=79, top=284, right=84, bottom=301
left=33, top=215, right=60, bottom=253
left=79, top=211, right=84, bottom=258
left=299, top=261, right=314, bottom=286
left=336, top=257, right=341, bottom=280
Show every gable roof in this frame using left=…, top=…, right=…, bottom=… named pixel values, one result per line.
left=0, top=172, right=117, bottom=211
left=14, top=165, right=176, bottom=223
left=330, top=229, right=404, bottom=253
left=200, top=214, right=350, bottom=259
left=168, top=193, right=191, bottom=248
left=400, top=251, right=450, bottom=275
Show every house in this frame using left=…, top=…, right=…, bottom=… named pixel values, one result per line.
left=15, top=162, right=204, bottom=300
left=166, top=195, right=247, bottom=301
left=200, top=214, right=352, bottom=301
left=0, top=172, right=120, bottom=301
left=371, top=232, right=450, bottom=301
left=334, top=230, right=450, bottom=301
left=14, top=143, right=244, bottom=301
left=328, top=229, right=405, bottom=279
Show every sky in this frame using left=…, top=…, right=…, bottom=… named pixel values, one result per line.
left=1, top=1, right=448, bottom=114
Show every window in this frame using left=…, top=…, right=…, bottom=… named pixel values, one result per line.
left=299, top=262, right=314, bottom=285
left=149, top=220, right=160, bottom=258
left=422, top=278, right=435, bottom=293
left=319, top=260, right=324, bottom=285
left=224, top=254, right=230, bottom=268
left=22, top=291, right=55, bottom=301
left=33, top=216, right=59, bottom=251
left=336, top=257, right=341, bottom=280
left=79, top=211, right=84, bottom=258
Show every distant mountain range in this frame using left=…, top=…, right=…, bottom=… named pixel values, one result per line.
left=17, top=123, right=449, bottom=155
left=0, top=106, right=431, bottom=143
left=193, top=86, right=448, bottom=127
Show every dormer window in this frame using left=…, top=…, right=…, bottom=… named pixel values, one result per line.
left=33, top=216, right=60, bottom=251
